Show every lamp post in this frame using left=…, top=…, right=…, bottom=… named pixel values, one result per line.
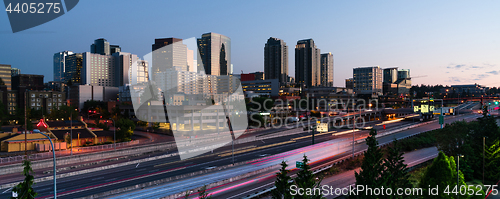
left=70, top=115, right=73, bottom=156
left=33, top=129, right=57, bottom=198
left=352, top=106, right=361, bottom=158
left=109, top=118, right=116, bottom=150
left=457, top=154, right=464, bottom=199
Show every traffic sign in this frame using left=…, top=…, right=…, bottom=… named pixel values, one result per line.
left=296, top=161, right=304, bottom=169
left=439, top=115, right=444, bottom=124
left=317, top=123, right=328, bottom=132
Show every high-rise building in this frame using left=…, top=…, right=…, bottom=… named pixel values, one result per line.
left=383, top=67, right=398, bottom=83
left=53, top=51, right=74, bottom=82
left=110, top=45, right=121, bottom=54
left=320, top=52, right=334, bottom=87
left=82, top=52, right=117, bottom=87
left=152, top=38, right=188, bottom=74
left=264, top=37, right=288, bottom=85
left=11, top=68, right=21, bottom=77
left=114, top=52, right=149, bottom=86
left=91, top=38, right=110, bottom=55
left=90, top=38, right=120, bottom=56
left=295, top=39, right=320, bottom=88
left=197, top=32, right=231, bottom=76
left=353, top=66, right=383, bottom=95
left=0, top=64, right=12, bottom=90
left=65, top=53, right=83, bottom=85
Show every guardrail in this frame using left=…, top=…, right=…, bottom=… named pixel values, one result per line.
left=0, top=140, right=141, bottom=164
left=241, top=116, right=455, bottom=199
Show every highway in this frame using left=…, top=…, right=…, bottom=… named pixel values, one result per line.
left=106, top=114, right=479, bottom=199
left=0, top=115, right=414, bottom=198
left=0, top=113, right=479, bottom=198
left=197, top=114, right=480, bottom=199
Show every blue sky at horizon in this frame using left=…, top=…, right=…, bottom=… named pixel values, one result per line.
left=1, top=0, right=500, bottom=87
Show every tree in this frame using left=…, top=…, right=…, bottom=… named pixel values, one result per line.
left=11, top=160, right=37, bottom=199
left=484, top=139, right=500, bottom=183
left=354, top=129, right=385, bottom=198
left=382, top=139, right=411, bottom=199
left=116, top=118, right=135, bottom=142
left=198, top=185, right=211, bottom=199
left=468, top=106, right=500, bottom=180
left=294, top=154, right=323, bottom=199
left=271, top=160, right=293, bottom=199
left=434, top=121, right=475, bottom=180
left=419, top=151, right=454, bottom=198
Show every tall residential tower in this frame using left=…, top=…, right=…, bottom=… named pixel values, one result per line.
left=53, top=51, right=74, bottom=82
left=295, top=39, right=320, bottom=88
left=197, top=32, right=231, bottom=76
left=320, top=52, right=334, bottom=87
left=264, top=37, right=288, bottom=86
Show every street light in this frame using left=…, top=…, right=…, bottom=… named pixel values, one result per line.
left=457, top=154, right=464, bottom=199
left=109, top=118, right=116, bottom=150
left=70, top=115, right=73, bottom=156
left=33, top=129, right=57, bottom=198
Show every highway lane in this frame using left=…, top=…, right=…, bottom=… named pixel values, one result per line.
left=206, top=114, right=480, bottom=199
left=0, top=117, right=414, bottom=198
left=322, top=147, right=439, bottom=199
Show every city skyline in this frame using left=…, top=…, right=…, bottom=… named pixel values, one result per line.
left=1, top=1, right=500, bottom=87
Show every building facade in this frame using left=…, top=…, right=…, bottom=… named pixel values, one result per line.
left=53, top=51, right=74, bottom=82
left=383, top=67, right=398, bottom=84
left=353, top=66, right=383, bottom=96
left=90, top=38, right=110, bottom=55
left=295, top=39, right=320, bottom=88
left=65, top=53, right=83, bottom=85
left=345, top=78, right=354, bottom=89
left=11, top=68, right=20, bottom=77
left=320, top=52, right=334, bottom=87
left=398, top=69, right=410, bottom=79
left=152, top=38, right=189, bottom=74
left=197, top=32, right=231, bottom=76
left=264, top=37, right=288, bottom=86
left=0, top=64, right=11, bottom=91
left=12, top=74, right=44, bottom=91
left=82, top=52, right=117, bottom=87
left=241, top=79, right=279, bottom=97
left=27, top=90, right=66, bottom=114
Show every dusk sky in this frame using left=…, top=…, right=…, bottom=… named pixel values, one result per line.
left=1, top=0, right=500, bottom=87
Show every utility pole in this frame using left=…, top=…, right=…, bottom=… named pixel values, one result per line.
left=70, top=115, right=73, bottom=156
left=457, top=154, right=460, bottom=199
left=352, top=109, right=355, bottom=158
left=483, top=137, right=485, bottom=184
left=24, top=90, right=27, bottom=156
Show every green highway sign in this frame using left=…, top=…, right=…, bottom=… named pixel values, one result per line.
left=439, top=115, right=444, bottom=124
left=296, top=161, right=304, bottom=169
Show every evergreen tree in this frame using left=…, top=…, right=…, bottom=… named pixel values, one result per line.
left=354, top=129, right=385, bottom=198
left=485, top=139, right=500, bottom=183
left=294, top=154, right=323, bottom=199
left=382, top=139, right=411, bottom=199
left=469, top=106, right=500, bottom=180
left=11, top=160, right=37, bottom=199
left=198, top=185, right=211, bottom=199
left=419, top=151, right=454, bottom=199
left=271, top=160, right=293, bottom=199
